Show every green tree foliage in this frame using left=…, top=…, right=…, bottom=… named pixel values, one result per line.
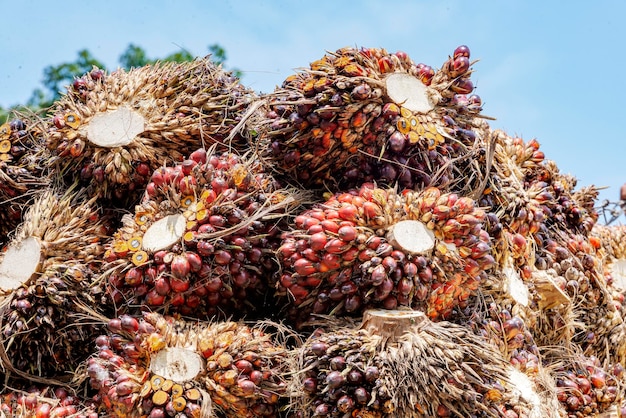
left=5, top=43, right=237, bottom=119
left=119, top=43, right=198, bottom=69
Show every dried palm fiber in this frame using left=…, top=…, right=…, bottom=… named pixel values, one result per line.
left=102, top=147, right=304, bottom=321
left=0, top=186, right=111, bottom=385
left=88, top=311, right=291, bottom=417
left=277, top=183, right=495, bottom=328
left=0, top=383, right=100, bottom=418
left=0, top=112, right=51, bottom=245
left=291, top=309, right=547, bottom=418
left=541, top=346, right=624, bottom=418
left=45, top=58, right=256, bottom=207
left=257, top=45, right=493, bottom=195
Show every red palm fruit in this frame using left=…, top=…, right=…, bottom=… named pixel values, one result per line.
left=453, top=45, right=470, bottom=59
left=170, top=255, right=191, bottom=279
left=185, top=252, right=202, bottom=273
left=170, top=277, right=191, bottom=293
left=310, top=232, right=328, bottom=251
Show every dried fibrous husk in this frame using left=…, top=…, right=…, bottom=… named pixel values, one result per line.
left=277, top=184, right=495, bottom=327
left=0, top=187, right=111, bottom=385
left=0, top=383, right=100, bottom=417
left=88, top=312, right=292, bottom=417
left=0, top=111, right=52, bottom=244
left=45, top=57, right=257, bottom=206
left=102, top=147, right=305, bottom=321
left=292, top=309, right=542, bottom=418
left=257, top=45, right=492, bottom=196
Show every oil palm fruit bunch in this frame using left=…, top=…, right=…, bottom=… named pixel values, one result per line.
left=277, top=184, right=495, bottom=327
left=293, top=309, right=538, bottom=418
left=88, top=311, right=290, bottom=417
left=538, top=232, right=626, bottom=367
left=103, top=148, right=301, bottom=320
left=486, top=131, right=598, bottom=269
left=45, top=57, right=255, bottom=206
left=259, top=45, right=491, bottom=194
left=0, top=187, right=110, bottom=383
left=544, top=348, right=624, bottom=417
left=469, top=304, right=540, bottom=375
left=0, top=113, right=51, bottom=243
left=0, top=384, right=100, bottom=418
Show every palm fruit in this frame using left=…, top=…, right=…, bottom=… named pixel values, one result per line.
left=45, top=58, right=255, bottom=206
left=461, top=299, right=569, bottom=417
left=484, top=131, right=598, bottom=269
left=0, top=187, right=110, bottom=383
left=103, top=148, right=301, bottom=320
left=293, top=309, right=541, bottom=418
left=0, top=113, right=51, bottom=244
left=277, top=184, right=494, bottom=327
left=259, top=45, right=491, bottom=194
left=475, top=130, right=614, bottom=352
left=88, top=311, right=290, bottom=417
left=543, top=348, right=624, bottom=417
left=0, top=384, right=100, bottom=418
left=535, top=232, right=626, bottom=368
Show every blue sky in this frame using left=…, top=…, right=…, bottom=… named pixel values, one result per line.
left=1, top=0, right=625, bottom=215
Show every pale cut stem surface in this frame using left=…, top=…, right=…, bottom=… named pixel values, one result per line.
left=0, top=237, right=41, bottom=293
left=386, top=220, right=435, bottom=255
left=385, top=73, right=434, bottom=114
left=150, top=347, right=204, bottom=383
left=502, top=263, right=530, bottom=307
left=361, top=309, right=426, bottom=341
left=531, top=270, right=570, bottom=310
left=610, top=259, right=626, bottom=291
left=142, top=214, right=186, bottom=252
left=86, top=106, right=145, bottom=147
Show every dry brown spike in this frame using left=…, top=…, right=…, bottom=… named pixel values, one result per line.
left=531, top=270, right=571, bottom=310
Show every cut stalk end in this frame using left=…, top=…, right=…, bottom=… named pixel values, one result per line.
left=0, top=236, right=42, bottom=293
left=387, top=220, right=435, bottom=255
left=610, top=259, right=626, bottom=291
left=87, top=106, right=145, bottom=148
left=385, top=73, right=434, bottom=114
left=503, top=265, right=530, bottom=307
left=142, top=214, right=186, bottom=252
left=361, top=309, right=426, bottom=341
left=149, top=347, right=204, bottom=383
